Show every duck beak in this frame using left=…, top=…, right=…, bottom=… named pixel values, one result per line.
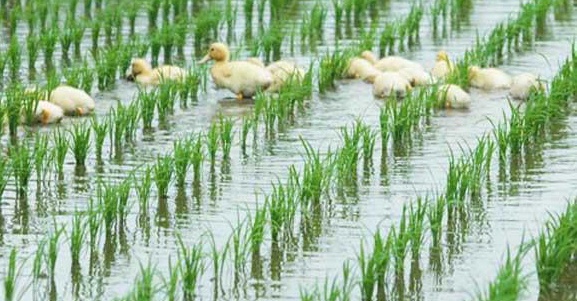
left=126, top=74, right=135, bottom=81
left=76, top=107, right=84, bottom=116
left=41, top=109, right=50, bottom=124
left=198, top=55, right=211, bottom=64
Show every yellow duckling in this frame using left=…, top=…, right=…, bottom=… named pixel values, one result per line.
left=436, top=84, right=471, bottom=109
left=431, top=51, right=454, bottom=80
left=372, top=71, right=412, bottom=99
left=361, top=50, right=424, bottom=73
left=468, top=66, right=512, bottom=90
left=509, top=73, right=546, bottom=100
left=199, top=43, right=273, bottom=99
left=246, top=58, right=306, bottom=93
left=126, top=58, right=187, bottom=86
left=33, top=101, right=65, bottom=124
left=26, top=85, right=95, bottom=116
left=398, top=67, right=436, bottom=87
left=345, top=57, right=381, bottom=82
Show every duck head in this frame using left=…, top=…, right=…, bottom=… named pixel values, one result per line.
left=436, top=51, right=449, bottom=62
left=467, top=65, right=481, bottom=81
left=199, top=43, right=230, bottom=64
left=360, top=51, right=378, bottom=64
left=126, top=58, right=152, bottom=81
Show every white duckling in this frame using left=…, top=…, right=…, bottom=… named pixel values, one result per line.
left=431, top=50, right=454, bottom=80
left=33, top=101, right=65, bottom=124
left=361, top=50, right=424, bottom=73
left=345, top=57, right=382, bottom=82
left=509, top=73, right=546, bottom=100
left=199, top=42, right=273, bottom=99
left=247, top=58, right=306, bottom=93
left=398, top=67, right=436, bottom=86
left=126, top=58, right=187, bottom=86
left=372, top=71, right=412, bottom=99
left=436, top=84, right=471, bottom=109
left=26, top=85, right=95, bottom=116
left=468, top=66, right=512, bottom=90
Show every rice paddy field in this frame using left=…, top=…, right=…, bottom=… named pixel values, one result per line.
left=2, top=0, right=577, bottom=300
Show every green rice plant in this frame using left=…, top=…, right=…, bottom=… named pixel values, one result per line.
left=79, top=62, right=95, bottom=93
left=361, top=123, right=377, bottom=168
left=227, top=220, right=250, bottom=283
left=257, top=0, right=266, bottom=24
left=91, top=18, right=101, bottom=52
left=98, top=181, right=119, bottom=232
left=71, top=21, right=86, bottom=59
left=173, top=138, right=193, bottom=188
left=69, top=212, right=85, bottom=267
left=392, top=206, right=411, bottom=274
left=206, top=123, right=220, bottom=164
left=379, top=23, right=397, bottom=56
left=207, top=232, right=228, bottom=298
left=69, top=122, right=91, bottom=167
left=318, top=49, right=355, bottom=93
left=244, top=0, right=255, bottom=39
left=0, top=156, right=12, bottom=199
left=428, top=195, right=445, bottom=248
left=63, top=65, right=83, bottom=89
left=21, top=88, right=40, bottom=126
left=7, top=35, right=22, bottom=80
left=125, top=1, right=140, bottom=36
left=132, top=261, right=157, bottom=301
left=162, top=256, right=179, bottom=301
left=34, top=134, right=49, bottom=186
left=147, top=0, right=162, bottom=31
left=177, top=67, right=203, bottom=107
left=177, top=234, right=205, bottom=300
left=52, top=129, right=69, bottom=177
left=60, top=23, right=75, bottom=62
left=4, top=249, right=18, bottom=301
left=10, top=143, right=33, bottom=197
left=190, top=133, right=204, bottom=183
left=26, top=34, right=40, bottom=75
left=0, top=50, right=7, bottom=79
left=249, top=206, right=267, bottom=255
left=87, top=198, right=101, bottom=253
left=157, top=82, right=177, bottom=121
left=47, top=224, right=65, bottom=281
left=408, top=198, right=426, bottom=260
left=332, top=0, right=344, bottom=37
left=123, top=101, right=141, bottom=143
left=153, top=155, right=173, bottom=198
left=193, top=8, right=222, bottom=56
left=116, top=177, right=132, bottom=225
left=137, top=89, right=156, bottom=131
left=475, top=246, right=528, bottom=301
left=91, top=117, right=109, bottom=160
left=5, top=84, right=23, bottom=136
left=241, top=116, right=253, bottom=153
left=33, top=240, right=46, bottom=283
left=40, top=27, right=59, bottom=69
left=300, top=138, right=333, bottom=206
left=219, top=115, right=234, bottom=159
left=136, top=166, right=153, bottom=215
left=224, top=0, right=236, bottom=42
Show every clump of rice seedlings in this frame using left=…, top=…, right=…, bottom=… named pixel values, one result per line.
left=26, top=34, right=40, bottom=77
left=177, top=235, right=205, bottom=300
left=156, top=82, right=177, bottom=121
left=241, top=116, right=253, bottom=153
left=4, top=248, right=19, bottom=301
left=475, top=246, right=528, bottom=301
left=69, top=212, right=85, bottom=268
left=257, top=0, right=266, bottom=24
left=124, top=1, right=140, bottom=36
left=408, top=199, right=426, bottom=260
left=71, top=21, right=86, bottom=59
left=52, top=129, right=69, bottom=178
left=428, top=195, right=445, bottom=249
left=430, top=0, right=449, bottom=38
left=47, top=224, right=65, bottom=281
left=207, top=233, right=228, bottom=297
left=93, top=47, right=120, bottom=91
left=258, top=23, right=284, bottom=63
left=193, top=8, right=222, bottom=56
left=10, top=143, right=33, bottom=197
left=63, top=65, right=83, bottom=89
left=0, top=156, right=12, bottom=199
left=98, top=181, right=119, bottom=233
left=249, top=206, right=267, bottom=256
left=40, top=27, right=59, bottom=70
left=361, top=123, right=377, bottom=169
left=131, top=261, right=157, bottom=300
left=219, top=115, right=234, bottom=159
left=138, top=89, right=156, bottom=131
left=332, top=0, right=344, bottom=37
left=318, top=49, right=355, bottom=93
left=300, top=138, right=333, bottom=206
left=153, top=155, right=173, bottom=198
left=379, top=22, right=397, bottom=56
left=34, top=134, right=49, bottom=187
left=91, top=117, right=109, bottom=160
left=69, top=122, right=92, bottom=167
left=190, top=133, right=204, bottom=183
left=136, top=166, right=153, bottom=215
left=178, top=68, right=203, bottom=107
left=163, top=257, right=179, bottom=301
left=173, top=138, right=193, bottom=188
left=206, top=123, right=220, bottom=165
left=86, top=197, right=101, bottom=256
left=244, top=0, right=255, bottom=39
left=7, top=35, right=22, bottom=80
left=79, top=62, right=95, bottom=93
left=392, top=207, right=411, bottom=275
left=5, top=84, right=23, bottom=136
left=224, top=0, right=236, bottom=42
left=0, top=50, right=7, bottom=79
left=148, top=0, right=162, bottom=31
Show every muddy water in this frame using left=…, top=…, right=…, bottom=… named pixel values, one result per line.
left=1, top=0, right=577, bottom=300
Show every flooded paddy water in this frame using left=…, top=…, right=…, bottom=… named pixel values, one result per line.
left=1, top=0, right=577, bottom=300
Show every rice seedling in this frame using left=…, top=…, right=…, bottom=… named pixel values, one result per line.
left=361, top=124, right=377, bottom=168
left=26, top=34, right=39, bottom=76
left=162, top=256, right=179, bottom=301
left=177, top=235, right=205, bottom=300
left=87, top=198, right=101, bottom=254
left=0, top=156, right=11, bottom=199
left=0, top=50, right=7, bottom=79
left=219, top=115, right=234, bottom=159
left=193, top=8, right=222, bottom=56
left=33, top=134, right=49, bottom=187
left=249, top=206, right=267, bottom=256
left=318, top=49, right=355, bottom=93
left=475, top=246, right=528, bottom=301
left=5, top=84, right=23, bottom=137
left=69, top=121, right=92, bottom=167
left=52, top=129, right=69, bottom=177
left=408, top=198, right=426, bottom=260
left=10, top=142, right=33, bottom=197
left=136, top=166, right=153, bottom=215
left=428, top=195, right=445, bottom=248
left=244, top=0, right=255, bottom=39
left=69, top=212, right=85, bottom=267
left=132, top=261, right=157, bottom=301
left=4, top=248, right=19, bottom=301
left=91, top=117, right=109, bottom=160
left=47, top=224, right=65, bottom=281
left=7, top=35, right=22, bottom=80
left=207, top=232, right=228, bottom=298
left=241, top=116, right=253, bottom=153
left=40, top=27, right=59, bottom=69
left=153, top=155, right=174, bottom=198
left=71, top=21, right=86, bottom=59
left=206, top=123, right=220, bottom=164
left=148, top=0, right=162, bottom=31
left=190, top=133, right=204, bottom=183
left=173, top=138, right=192, bottom=188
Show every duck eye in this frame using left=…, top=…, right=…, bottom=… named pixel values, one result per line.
left=210, top=48, right=214, bottom=52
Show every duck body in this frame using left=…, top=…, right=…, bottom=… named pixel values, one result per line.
left=372, top=71, right=412, bottom=99
left=200, top=43, right=273, bottom=99
left=127, top=58, right=187, bottom=86
left=468, top=66, right=512, bottom=90
left=362, top=51, right=424, bottom=73
left=398, top=67, right=436, bottom=86
left=265, top=60, right=306, bottom=93
left=346, top=57, right=381, bottom=82
left=49, top=85, right=95, bottom=116
left=436, top=84, right=471, bottom=109
left=509, top=73, right=545, bottom=100
left=431, top=51, right=454, bottom=80
left=34, top=101, right=65, bottom=124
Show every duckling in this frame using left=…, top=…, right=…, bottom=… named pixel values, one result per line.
left=361, top=50, right=424, bottom=73
left=372, top=71, right=413, bottom=99
left=398, top=67, right=436, bottom=87
left=436, top=84, right=471, bottom=109
left=25, top=85, right=95, bottom=116
left=126, top=58, right=187, bottom=86
left=199, top=42, right=273, bottom=99
left=431, top=50, right=454, bottom=80
left=468, top=66, right=512, bottom=90
left=247, top=58, right=306, bottom=93
left=33, top=101, right=65, bottom=124
left=509, top=73, right=546, bottom=100
left=346, top=57, right=381, bottom=82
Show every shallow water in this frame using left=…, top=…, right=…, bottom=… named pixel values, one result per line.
left=1, top=0, right=577, bottom=300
